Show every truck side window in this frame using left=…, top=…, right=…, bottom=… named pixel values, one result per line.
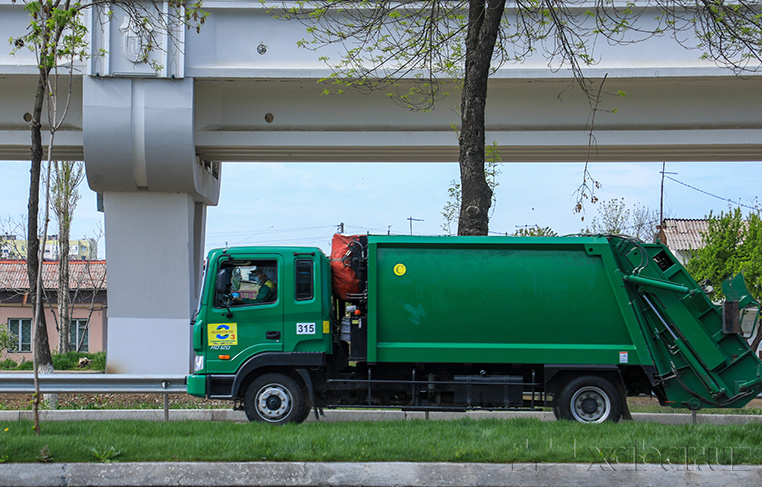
left=216, top=259, right=278, bottom=307
left=295, top=260, right=313, bottom=301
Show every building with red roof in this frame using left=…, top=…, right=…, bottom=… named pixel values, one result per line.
left=0, top=260, right=107, bottom=363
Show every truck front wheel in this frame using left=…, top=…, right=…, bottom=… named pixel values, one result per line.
left=244, top=373, right=309, bottom=424
left=555, top=375, right=622, bottom=423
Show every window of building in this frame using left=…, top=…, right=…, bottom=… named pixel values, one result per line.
left=8, top=319, right=31, bottom=352
left=295, top=260, right=314, bottom=301
left=70, top=319, right=89, bottom=352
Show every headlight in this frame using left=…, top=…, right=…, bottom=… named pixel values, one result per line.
left=193, top=355, right=204, bottom=372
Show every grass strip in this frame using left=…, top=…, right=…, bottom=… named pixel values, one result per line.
left=1, top=418, right=761, bottom=464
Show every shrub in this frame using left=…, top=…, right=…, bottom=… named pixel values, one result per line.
left=0, top=358, right=17, bottom=370
left=0, top=352, right=106, bottom=371
left=15, top=361, right=33, bottom=370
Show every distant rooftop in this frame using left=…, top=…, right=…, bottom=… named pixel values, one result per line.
left=0, top=260, right=107, bottom=290
left=658, top=219, right=708, bottom=251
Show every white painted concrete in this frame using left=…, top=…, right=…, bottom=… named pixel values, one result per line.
left=102, top=192, right=209, bottom=374
left=3, top=1, right=762, bottom=164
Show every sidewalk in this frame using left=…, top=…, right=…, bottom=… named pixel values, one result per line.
left=2, top=461, right=761, bottom=487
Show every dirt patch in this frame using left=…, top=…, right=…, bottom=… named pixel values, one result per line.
left=0, top=393, right=230, bottom=411
left=3, top=392, right=760, bottom=413
left=628, top=395, right=762, bottom=411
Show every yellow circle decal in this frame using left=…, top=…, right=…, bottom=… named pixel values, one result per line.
left=393, top=263, right=407, bottom=276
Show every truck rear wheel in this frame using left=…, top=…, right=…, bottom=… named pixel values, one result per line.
left=555, top=375, right=622, bottom=423
left=244, top=373, right=309, bottom=424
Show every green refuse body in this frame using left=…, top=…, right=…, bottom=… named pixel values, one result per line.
left=187, top=235, right=762, bottom=424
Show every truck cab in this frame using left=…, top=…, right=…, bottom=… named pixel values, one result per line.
left=187, top=247, right=331, bottom=422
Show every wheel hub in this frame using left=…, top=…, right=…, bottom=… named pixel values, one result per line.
left=581, top=396, right=599, bottom=414
left=266, top=395, right=282, bottom=411
left=256, top=385, right=292, bottom=421
left=571, top=386, right=611, bottom=423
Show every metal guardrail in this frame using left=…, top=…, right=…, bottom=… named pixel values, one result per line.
left=0, top=374, right=188, bottom=421
left=0, top=374, right=186, bottom=394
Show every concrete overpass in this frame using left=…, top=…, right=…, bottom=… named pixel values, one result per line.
left=1, top=0, right=761, bottom=374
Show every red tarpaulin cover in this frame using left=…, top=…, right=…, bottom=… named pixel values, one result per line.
left=331, top=234, right=361, bottom=300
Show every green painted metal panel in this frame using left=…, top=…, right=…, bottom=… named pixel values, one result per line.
left=367, top=235, right=649, bottom=366
left=186, top=374, right=206, bottom=397
left=193, top=247, right=331, bottom=376
left=191, top=235, right=762, bottom=411
left=609, top=238, right=762, bottom=409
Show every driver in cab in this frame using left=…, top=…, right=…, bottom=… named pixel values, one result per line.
left=231, top=268, right=277, bottom=305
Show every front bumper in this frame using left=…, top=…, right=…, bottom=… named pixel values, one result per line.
left=186, top=374, right=207, bottom=398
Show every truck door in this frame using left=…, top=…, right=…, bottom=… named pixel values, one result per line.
left=205, top=255, right=284, bottom=373
left=282, top=253, right=329, bottom=353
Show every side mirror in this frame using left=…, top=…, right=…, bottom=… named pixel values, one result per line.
left=216, top=268, right=230, bottom=296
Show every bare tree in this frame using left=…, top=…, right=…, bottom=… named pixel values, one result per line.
left=513, top=226, right=558, bottom=237
left=11, top=0, right=206, bottom=434
left=50, top=161, right=85, bottom=354
left=273, top=1, right=762, bottom=234
left=583, top=198, right=659, bottom=242
left=271, top=1, right=650, bottom=235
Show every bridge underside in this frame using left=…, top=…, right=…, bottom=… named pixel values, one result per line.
left=3, top=75, right=762, bottom=164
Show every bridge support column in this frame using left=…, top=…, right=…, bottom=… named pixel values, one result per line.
left=83, top=76, right=220, bottom=374
left=103, top=192, right=207, bottom=374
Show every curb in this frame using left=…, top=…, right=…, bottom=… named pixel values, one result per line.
left=1, top=408, right=762, bottom=424
left=1, top=461, right=761, bottom=487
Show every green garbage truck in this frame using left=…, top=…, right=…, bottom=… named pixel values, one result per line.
left=186, top=234, right=762, bottom=423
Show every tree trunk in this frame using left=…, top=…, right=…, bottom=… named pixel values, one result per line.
left=29, top=67, right=54, bottom=371
left=58, top=194, right=71, bottom=354
left=457, top=0, right=506, bottom=236
left=58, top=234, right=71, bottom=353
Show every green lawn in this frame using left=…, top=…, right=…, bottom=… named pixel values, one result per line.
left=1, top=418, right=761, bottom=464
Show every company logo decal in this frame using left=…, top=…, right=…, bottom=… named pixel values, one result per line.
left=208, top=323, right=238, bottom=346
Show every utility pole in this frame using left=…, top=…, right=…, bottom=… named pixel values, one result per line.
left=407, top=217, right=423, bottom=235
left=659, top=162, right=677, bottom=228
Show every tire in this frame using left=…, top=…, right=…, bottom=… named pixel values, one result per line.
left=556, top=375, right=622, bottom=423
left=296, top=403, right=314, bottom=424
left=552, top=404, right=561, bottom=420
left=244, top=373, right=309, bottom=424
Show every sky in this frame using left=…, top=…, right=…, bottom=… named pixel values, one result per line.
left=1, top=159, right=762, bottom=258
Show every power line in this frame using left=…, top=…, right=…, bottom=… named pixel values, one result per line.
left=206, top=225, right=335, bottom=238
left=665, top=176, right=759, bottom=211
